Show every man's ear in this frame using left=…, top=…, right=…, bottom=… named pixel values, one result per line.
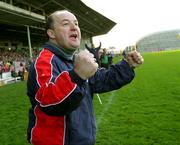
left=47, top=29, right=56, bottom=39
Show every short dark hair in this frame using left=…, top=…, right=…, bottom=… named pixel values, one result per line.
left=46, top=10, right=71, bottom=31
left=45, top=10, right=70, bottom=39
left=46, top=14, right=54, bottom=31
left=45, top=14, right=54, bottom=39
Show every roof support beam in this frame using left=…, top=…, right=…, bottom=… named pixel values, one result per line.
left=0, top=1, right=45, bottom=23
left=27, top=26, right=32, bottom=59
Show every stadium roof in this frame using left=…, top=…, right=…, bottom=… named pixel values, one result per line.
left=0, top=0, right=116, bottom=37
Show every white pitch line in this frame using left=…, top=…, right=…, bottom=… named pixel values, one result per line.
left=96, top=91, right=115, bottom=128
left=96, top=94, right=102, bottom=104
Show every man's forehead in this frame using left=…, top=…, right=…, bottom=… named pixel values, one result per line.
left=54, top=11, right=77, bottom=21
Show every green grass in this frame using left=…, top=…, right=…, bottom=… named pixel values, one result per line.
left=0, top=81, right=30, bottom=145
left=0, top=50, right=180, bottom=145
left=94, top=50, right=180, bottom=145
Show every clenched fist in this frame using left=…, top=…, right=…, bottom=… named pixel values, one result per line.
left=74, top=50, right=98, bottom=80
left=125, top=50, right=144, bottom=68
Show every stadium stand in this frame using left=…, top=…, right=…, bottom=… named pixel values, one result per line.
left=0, top=0, right=116, bottom=86
left=0, top=0, right=116, bottom=51
left=136, top=29, right=180, bottom=52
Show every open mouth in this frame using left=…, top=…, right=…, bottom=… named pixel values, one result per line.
left=70, top=34, right=78, bottom=40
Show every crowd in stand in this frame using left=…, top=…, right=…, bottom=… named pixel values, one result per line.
left=0, top=46, right=115, bottom=81
left=0, top=50, right=31, bottom=80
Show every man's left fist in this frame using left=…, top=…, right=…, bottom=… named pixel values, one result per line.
left=126, top=50, right=144, bottom=68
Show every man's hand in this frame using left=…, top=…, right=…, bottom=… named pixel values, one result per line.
left=125, top=50, right=144, bottom=68
left=74, top=50, right=98, bottom=80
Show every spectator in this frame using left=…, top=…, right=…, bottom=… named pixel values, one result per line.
left=100, top=48, right=109, bottom=69
left=85, top=42, right=101, bottom=65
left=108, top=52, right=113, bottom=65
left=18, top=62, right=25, bottom=80
left=4, top=62, right=10, bottom=72
left=0, top=64, right=3, bottom=79
left=10, top=62, right=17, bottom=77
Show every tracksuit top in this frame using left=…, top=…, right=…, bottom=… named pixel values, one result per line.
left=27, top=42, right=135, bottom=145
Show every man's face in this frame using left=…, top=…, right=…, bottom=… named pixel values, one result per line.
left=49, top=11, right=81, bottom=51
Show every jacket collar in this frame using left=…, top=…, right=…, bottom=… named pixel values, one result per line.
left=44, top=41, right=75, bottom=61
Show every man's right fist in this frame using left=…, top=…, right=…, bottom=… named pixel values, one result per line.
left=74, top=50, right=98, bottom=80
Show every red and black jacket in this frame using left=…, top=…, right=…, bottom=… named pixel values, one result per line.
left=27, top=42, right=135, bottom=145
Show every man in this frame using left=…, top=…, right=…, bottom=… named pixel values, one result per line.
left=100, top=48, right=109, bottom=69
left=27, top=10, right=144, bottom=145
left=85, top=42, right=101, bottom=65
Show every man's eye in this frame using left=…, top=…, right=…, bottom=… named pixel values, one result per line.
left=63, top=22, right=69, bottom=26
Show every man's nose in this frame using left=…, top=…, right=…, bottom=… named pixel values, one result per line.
left=70, top=23, right=78, bottom=31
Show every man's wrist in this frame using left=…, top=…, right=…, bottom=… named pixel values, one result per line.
left=123, top=58, right=135, bottom=69
left=69, top=70, right=86, bottom=85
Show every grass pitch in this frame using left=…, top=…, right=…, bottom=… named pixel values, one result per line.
left=94, top=50, right=180, bottom=145
left=0, top=50, right=180, bottom=145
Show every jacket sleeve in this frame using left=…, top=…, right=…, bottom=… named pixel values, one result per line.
left=89, top=59, right=135, bottom=93
left=34, top=50, right=86, bottom=116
